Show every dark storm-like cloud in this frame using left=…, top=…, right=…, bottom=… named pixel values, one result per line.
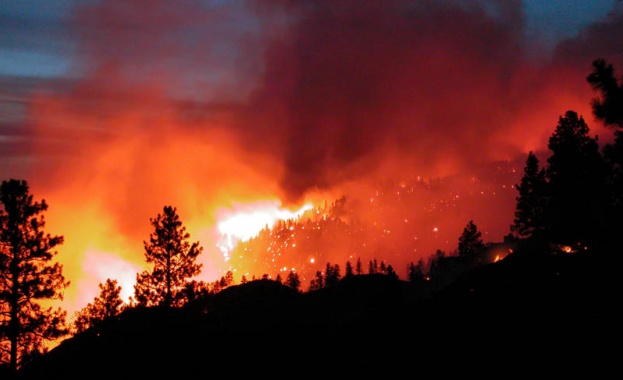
left=242, top=1, right=623, bottom=204
left=3, top=0, right=622, bottom=310
left=15, top=0, right=623, bottom=229
left=243, top=0, right=530, bottom=203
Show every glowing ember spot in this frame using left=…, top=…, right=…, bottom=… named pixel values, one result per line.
left=216, top=201, right=312, bottom=260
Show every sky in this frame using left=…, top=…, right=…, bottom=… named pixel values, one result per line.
left=1, top=0, right=622, bottom=315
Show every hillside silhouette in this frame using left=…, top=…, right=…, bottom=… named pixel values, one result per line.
left=14, top=246, right=615, bottom=378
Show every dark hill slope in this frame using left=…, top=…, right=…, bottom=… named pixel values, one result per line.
left=16, top=251, right=616, bottom=378
left=412, top=251, right=617, bottom=377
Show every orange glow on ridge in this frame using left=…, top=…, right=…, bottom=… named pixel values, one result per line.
left=216, top=201, right=313, bottom=260
left=1, top=0, right=620, bottom=322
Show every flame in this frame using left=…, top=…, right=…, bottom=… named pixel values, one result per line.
left=8, top=0, right=619, bottom=326
left=559, top=245, right=577, bottom=254
left=80, top=250, right=142, bottom=305
left=216, top=201, right=313, bottom=260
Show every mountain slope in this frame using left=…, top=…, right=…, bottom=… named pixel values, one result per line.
left=15, top=250, right=616, bottom=378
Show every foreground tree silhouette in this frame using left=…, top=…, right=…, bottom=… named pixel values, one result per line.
left=324, top=262, right=341, bottom=287
left=546, top=110, right=607, bottom=247
left=511, top=151, right=548, bottom=240
left=587, top=58, right=623, bottom=129
left=134, top=206, right=203, bottom=308
left=72, top=278, right=124, bottom=334
left=407, top=259, right=426, bottom=285
left=0, top=179, right=69, bottom=374
left=458, top=220, right=485, bottom=260
left=285, top=270, right=301, bottom=292
left=587, top=59, right=623, bottom=250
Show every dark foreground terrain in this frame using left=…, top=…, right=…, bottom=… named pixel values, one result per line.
left=15, top=250, right=617, bottom=378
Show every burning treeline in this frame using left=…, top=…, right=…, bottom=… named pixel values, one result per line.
left=3, top=0, right=622, bottom=312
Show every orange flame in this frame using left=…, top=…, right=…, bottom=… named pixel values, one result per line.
left=216, top=201, right=313, bottom=260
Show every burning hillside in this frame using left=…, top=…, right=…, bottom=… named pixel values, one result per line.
left=226, top=163, right=520, bottom=285
left=0, top=0, right=621, bottom=315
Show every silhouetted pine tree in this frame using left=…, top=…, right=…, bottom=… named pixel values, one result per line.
left=309, top=270, right=324, bottom=291
left=511, top=151, right=548, bottom=240
left=587, top=58, right=623, bottom=128
left=457, top=220, right=485, bottom=265
left=545, top=110, right=608, bottom=248
left=602, top=132, right=623, bottom=248
left=587, top=59, right=623, bottom=251
left=223, top=271, right=234, bottom=287
left=368, top=258, right=379, bottom=274
left=344, top=260, right=354, bottom=277
left=379, top=260, right=387, bottom=274
left=285, top=270, right=301, bottom=292
left=72, top=278, right=124, bottom=334
left=407, top=259, right=426, bottom=285
left=134, top=205, right=203, bottom=308
left=182, top=280, right=210, bottom=303
left=325, top=263, right=341, bottom=287
left=385, top=265, right=398, bottom=280
left=427, top=249, right=449, bottom=289
left=0, top=179, right=69, bottom=373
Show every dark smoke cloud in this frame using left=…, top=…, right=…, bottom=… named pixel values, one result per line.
left=4, top=0, right=616, bottom=220
left=243, top=0, right=530, bottom=203
left=2, top=0, right=622, bottom=310
left=242, top=0, right=623, bottom=204
left=552, top=6, right=623, bottom=67
left=15, top=0, right=621, bottom=231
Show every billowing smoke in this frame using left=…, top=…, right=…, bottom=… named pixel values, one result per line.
left=2, top=0, right=622, bottom=311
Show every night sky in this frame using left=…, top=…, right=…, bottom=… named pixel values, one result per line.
left=1, top=0, right=622, bottom=314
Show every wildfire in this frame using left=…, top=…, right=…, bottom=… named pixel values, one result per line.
left=80, top=250, right=141, bottom=304
left=215, top=201, right=313, bottom=260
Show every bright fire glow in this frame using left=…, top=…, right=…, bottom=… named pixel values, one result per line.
left=3, top=0, right=617, bottom=331
left=80, top=250, right=141, bottom=305
left=216, top=201, right=313, bottom=260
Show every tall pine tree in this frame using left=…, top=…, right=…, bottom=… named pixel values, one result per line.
left=511, top=151, right=548, bottom=239
left=602, top=131, right=623, bottom=247
left=0, top=179, right=69, bottom=373
left=587, top=58, right=623, bottom=128
left=71, top=278, right=124, bottom=334
left=134, top=205, right=203, bottom=308
left=457, top=220, right=485, bottom=265
left=546, top=110, right=607, bottom=248
left=587, top=58, right=623, bottom=251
